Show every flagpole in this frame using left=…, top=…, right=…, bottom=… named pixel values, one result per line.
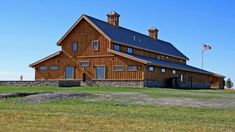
left=201, top=50, right=204, bottom=69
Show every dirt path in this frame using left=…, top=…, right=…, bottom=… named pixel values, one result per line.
left=88, top=92, right=235, bottom=108
left=2, top=91, right=234, bottom=107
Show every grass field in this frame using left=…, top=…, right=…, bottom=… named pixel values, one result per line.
left=0, top=86, right=234, bottom=131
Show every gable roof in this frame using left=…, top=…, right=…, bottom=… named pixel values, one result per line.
left=29, top=51, right=61, bottom=67
left=108, top=49, right=224, bottom=78
left=57, top=14, right=189, bottom=60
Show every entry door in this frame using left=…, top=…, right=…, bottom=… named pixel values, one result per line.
left=65, top=66, right=74, bottom=79
left=96, top=66, right=105, bottom=79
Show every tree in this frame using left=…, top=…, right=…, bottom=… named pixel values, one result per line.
left=225, top=78, right=233, bottom=89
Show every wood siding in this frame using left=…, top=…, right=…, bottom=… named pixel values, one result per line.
left=111, top=43, right=186, bottom=64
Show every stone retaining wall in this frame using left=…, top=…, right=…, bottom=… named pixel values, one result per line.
left=0, top=81, right=80, bottom=87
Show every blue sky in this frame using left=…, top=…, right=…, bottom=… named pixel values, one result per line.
left=0, top=0, right=234, bottom=82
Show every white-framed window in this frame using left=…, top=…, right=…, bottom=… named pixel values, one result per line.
left=72, top=42, right=78, bottom=52
left=149, top=66, right=154, bottom=72
left=51, top=66, right=59, bottom=71
left=127, top=47, right=133, bottom=54
left=172, top=70, right=176, bottom=74
left=39, top=66, right=48, bottom=71
left=114, top=65, right=124, bottom=71
left=157, top=56, right=161, bottom=60
left=161, top=68, right=166, bottom=73
left=92, top=40, right=99, bottom=51
left=180, top=74, right=184, bottom=82
left=114, top=44, right=120, bottom=51
left=127, top=66, right=137, bottom=71
left=80, top=61, right=89, bottom=67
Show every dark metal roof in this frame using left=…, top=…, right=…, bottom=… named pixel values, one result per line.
left=85, top=15, right=189, bottom=60
left=128, top=53, right=224, bottom=77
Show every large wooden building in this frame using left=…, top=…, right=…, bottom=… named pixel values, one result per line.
left=30, top=11, right=224, bottom=88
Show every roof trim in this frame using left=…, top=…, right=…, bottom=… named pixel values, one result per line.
left=29, top=51, right=61, bottom=67
left=57, top=15, right=111, bottom=45
left=111, top=40, right=189, bottom=61
left=107, top=49, right=150, bottom=64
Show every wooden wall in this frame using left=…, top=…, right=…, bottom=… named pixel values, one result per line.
left=111, top=43, right=186, bottom=64
left=145, top=66, right=211, bottom=84
left=35, top=53, right=144, bottom=80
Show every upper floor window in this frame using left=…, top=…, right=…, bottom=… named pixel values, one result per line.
left=72, top=42, right=78, bottom=52
left=127, top=66, right=137, bottom=71
left=161, top=68, right=166, bottom=73
left=92, top=40, right=99, bottom=51
left=114, top=44, right=120, bottom=51
left=127, top=47, right=133, bottom=54
left=80, top=61, right=89, bottom=67
left=114, top=65, right=124, bottom=71
left=39, top=66, right=48, bottom=71
left=51, top=66, right=59, bottom=71
left=149, top=66, right=154, bottom=72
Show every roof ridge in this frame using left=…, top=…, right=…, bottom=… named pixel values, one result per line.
left=84, top=14, right=171, bottom=43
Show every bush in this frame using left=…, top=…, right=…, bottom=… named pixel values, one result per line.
left=225, top=78, right=233, bottom=88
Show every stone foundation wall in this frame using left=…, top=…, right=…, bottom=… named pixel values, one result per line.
left=82, top=80, right=145, bottom=88
left=0, top=81, right=80, bottom=87
left=178, top=82, right=210, bottom=89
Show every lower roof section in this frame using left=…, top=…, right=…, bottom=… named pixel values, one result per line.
left=29, top=51, right=61, bottom=67
left=108, top=49, right=224, bottom=78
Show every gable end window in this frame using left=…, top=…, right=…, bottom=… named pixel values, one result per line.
left=161, top=68, right=166, bottom=73
left=149, top=66, right=154, bottom=72
left=127, top=66, right=137, bottom=71
left=92, top=40, right=99, bottom=51
left=80, top=61, right=89, bottom=67
left=114, top=65, right=124, bottom=71
left=127, top=47, right=133, bottom=54
left=39, top=66, right=48, bottom=71
left=51, top=66, right=59, bottom=71
left=72, top=42, right=78, bottom=52
left=114, top=44, right=120, bottom=51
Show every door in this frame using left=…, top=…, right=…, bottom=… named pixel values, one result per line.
left=96, top=66, right=105, bottom=79
left=65, top=66, right=74, bottom=79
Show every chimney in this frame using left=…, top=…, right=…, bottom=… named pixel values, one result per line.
left=107, top=11, right=120, bottom=27
left=148, top=27, right=159, bottom=39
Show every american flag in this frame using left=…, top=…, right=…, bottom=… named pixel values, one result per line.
left=202, top=44, right=212, bottom=51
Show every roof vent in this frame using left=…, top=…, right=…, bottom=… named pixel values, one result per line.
left=107, top=11, right=120, bottom=27
left=148, top=27, right=159, bottom=39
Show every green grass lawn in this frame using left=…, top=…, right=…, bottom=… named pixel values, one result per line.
left=0, top=86, right=234, bottom=131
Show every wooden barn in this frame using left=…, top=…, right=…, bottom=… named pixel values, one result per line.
left=30, top=11, right=224, bottom=89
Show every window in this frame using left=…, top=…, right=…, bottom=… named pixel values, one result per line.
left=39, top=66, right=48, bottom=71
left=127, top=66, right=137, bottom=71
left=96, top=66, right=105, bottom=79
left=127, top=47, right=133, bottom=54
left=114, top=65, right=124, bottom=71
left=149, top=66, right=154, bottom=72
left=114, top=44, right=120, bottom=51
left=51, top=66, right=59, bottom=71
left=80, top=61, right=89, bottom=67
left=172, top=70, right=176, bottom=74
left=92, top=40, right=99, bottom=51
left=161, top=68, right=166, bottom=73
left=157, top=56, right=161, bottom=60
left=72, top=42, right=78, bottom=52
left=180, top=74, right=184, bottom=82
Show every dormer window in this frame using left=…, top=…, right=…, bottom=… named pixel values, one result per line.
left=127, top=47, right=133, bottom=54
left=114, top=44, right=120, bottom=51
left=92, top=40, right=99, bottom=51
left=72, top=42, right=78, bottom=52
